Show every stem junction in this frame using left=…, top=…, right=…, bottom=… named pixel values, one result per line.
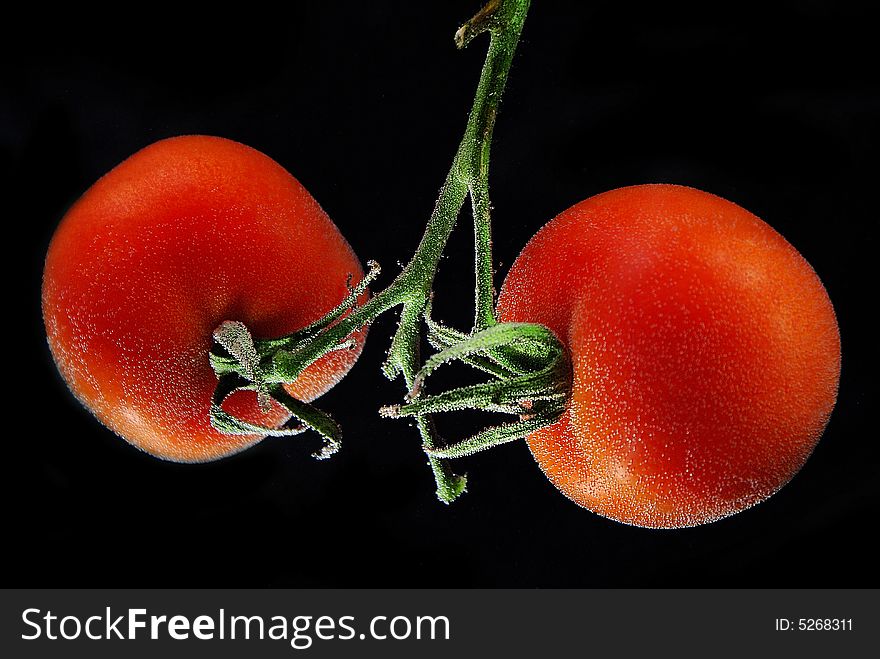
left=208, top=0, right=569, bottom=503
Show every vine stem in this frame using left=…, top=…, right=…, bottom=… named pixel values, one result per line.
left=211, top=0, right=532, bottom=502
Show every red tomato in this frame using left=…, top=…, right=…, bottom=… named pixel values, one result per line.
left=43, top=136, right=366, bottom=462
left=497, top=184, right=840, bottom=528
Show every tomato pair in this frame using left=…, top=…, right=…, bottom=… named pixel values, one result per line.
left=43, top=136, right=840, bottom=527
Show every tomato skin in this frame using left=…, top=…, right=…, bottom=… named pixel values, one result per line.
left=497, top=185, right=840, bottom=528
left=43, top=136, right=366, bottom=462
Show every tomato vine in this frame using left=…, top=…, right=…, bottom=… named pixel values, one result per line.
left=208, top=0, right=569, bottom=502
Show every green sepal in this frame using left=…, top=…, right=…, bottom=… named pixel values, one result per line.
left=209, top=375, right=341, bottom=460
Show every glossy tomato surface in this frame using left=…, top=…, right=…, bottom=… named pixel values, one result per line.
left=497, top=184, right=840, bottom=528
left=43, top=136, right=366, bottom=462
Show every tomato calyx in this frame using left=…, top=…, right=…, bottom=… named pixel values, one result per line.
left=207, top=261, right=381, bottom=458
left=380, top=314, right=570, bottom=459
left=210, top=372, right=342, bottom=459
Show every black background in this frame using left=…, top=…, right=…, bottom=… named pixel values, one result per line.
left=4, top=1, right=877, bottom=587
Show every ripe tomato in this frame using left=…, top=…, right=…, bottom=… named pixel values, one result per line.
left=43, top=136, right=366, bottom=462
left=497, top=184, right=840, bottom=528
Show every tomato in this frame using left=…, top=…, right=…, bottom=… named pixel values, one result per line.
left=497, top=184, right=840, bottom=528
left=43, top=135, right=366, bottom=462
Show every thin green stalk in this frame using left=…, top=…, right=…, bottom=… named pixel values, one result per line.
left=471, top=178, right=496, bottom=331
left=210, top=0, right=533, bottom=502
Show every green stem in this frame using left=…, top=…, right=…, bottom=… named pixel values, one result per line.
left=211, top=0, right=532, bottom=502
left=277, top=0, right=529, bottom=368
left=470, top=178, right=496, bottom=331
left=426, top=416, right=554, bottom=460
